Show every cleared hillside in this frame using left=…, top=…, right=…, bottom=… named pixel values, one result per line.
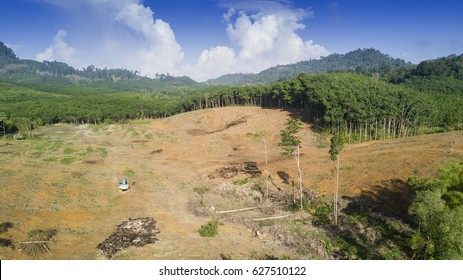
left=0, top=107, right=462, bottom=260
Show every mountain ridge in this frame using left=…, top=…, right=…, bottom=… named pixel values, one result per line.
left=0, top=42, right=202, bottom=91
left=206, top=48, right=411, bottom=85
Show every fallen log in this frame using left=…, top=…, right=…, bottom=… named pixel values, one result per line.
left=43, top=244, right=52, bottom=255
left=252, top=214, right=290, bottom=221
left=216, top=206, right=261, bottom=214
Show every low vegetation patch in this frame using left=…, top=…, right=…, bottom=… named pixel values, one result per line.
left=97, top=147, right=108, bottom=157
left=198, top=220, right=218, bottom=237
left=123, top=168, right=136, bottom=177
left=60, top=157, right=75, bottom=164
left=193, top=185, right=211, bottom=206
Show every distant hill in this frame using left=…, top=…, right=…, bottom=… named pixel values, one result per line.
left=206, top=48, right=411, bottom=85
left=0, top=42, right=202, bottom=91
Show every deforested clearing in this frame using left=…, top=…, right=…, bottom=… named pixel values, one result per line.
left=1, top=107, right=462, bottom=259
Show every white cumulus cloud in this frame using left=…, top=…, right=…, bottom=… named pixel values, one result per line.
left=183, top=46, right=238, bottom=82
left=184, top=5, right=329, bottom=81
left=37, top=0, right=183, bottom=76
left=112, top=1, right=184, bottom=75
left=223, top=8, right=235, bottom=22
left=36, top=29, right=81, bottom=66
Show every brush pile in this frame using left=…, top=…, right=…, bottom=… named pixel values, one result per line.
left=19, top=228, right=57, bottom=257
left=97, top=217, right=160, bottom=259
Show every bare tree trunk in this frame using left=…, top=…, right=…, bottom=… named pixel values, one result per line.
left=253, top=215, right=291, bottom=221
left=334, top=155, right=340, bottom=226
left=349, top=121, right=352, bottom=143
left=216, top=207, right=261, bottom=214
left=263, top=138, right=269, bottom=202
left=383, top=118, right=387, bottom=140
left=296, top=145, right=303, bottom=211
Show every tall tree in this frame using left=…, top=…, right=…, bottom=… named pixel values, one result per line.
left=14, top=117, right=32, bottom=138
left=329, top=134, right=345, bottom=226
left=279, top=118, right=304, bottom=211
left=0, top=112, right=7, bottom=138
left=408, top=162, right=463, bottom=259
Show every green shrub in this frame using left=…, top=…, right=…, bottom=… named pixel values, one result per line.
left=233, top=178, right=249, bottom=186
left=198, top=220, right=218, bottom=237
left=123, top=168, right=136, bottom=177
left=220, top=253, right=234, bottom=260
left=85, top=146, right=93, bottom=154
left=97, top=147, right=108, bottom=158
left=63, top=147, right=76, bottom=154
left=312, top=201, right=334, bottom=226
left=284, top=197, right=311, bottom=212
left=60, top=157, right=75, bottom=164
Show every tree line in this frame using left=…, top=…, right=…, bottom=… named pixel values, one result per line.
left=1, top=71, right=463, bottom=140
left=184, top=73, right=463, bottom=142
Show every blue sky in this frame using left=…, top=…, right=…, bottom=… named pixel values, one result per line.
left=1, top=0, right=462, bottom=81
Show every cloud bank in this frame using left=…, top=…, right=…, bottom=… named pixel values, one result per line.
left=36, top=0, right=329, bottom=81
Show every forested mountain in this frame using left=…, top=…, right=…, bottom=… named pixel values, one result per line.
left=207, top=48, right=410, bottom=85
left=0, top=42, right=18, bottom=61
left=0, top=42, right=201, bottom=91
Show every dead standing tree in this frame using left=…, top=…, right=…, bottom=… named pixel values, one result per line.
left=279, top=118, right=304, bottom=211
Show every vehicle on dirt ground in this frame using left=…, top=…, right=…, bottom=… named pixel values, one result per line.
left=118, top=178, right=129, bottom=191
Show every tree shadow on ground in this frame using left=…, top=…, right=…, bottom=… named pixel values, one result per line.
left=277, top=171, right=290, bottom=184
left=320, top=179, right=415, bottom=259
left=0, top=238, right=13, bottom=248
left=342, top=179, right=414, bottom=222
left=275, top=108, right=325, bottom=133
left=0, top=222, right=13, bottom=234
left=0, top=222, right=14, bottom=248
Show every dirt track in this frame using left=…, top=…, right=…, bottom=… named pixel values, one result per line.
left=1, top=107, right=462, bottom=259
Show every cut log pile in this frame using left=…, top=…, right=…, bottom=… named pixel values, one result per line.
left=97, top=217, right=160, bottom=259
